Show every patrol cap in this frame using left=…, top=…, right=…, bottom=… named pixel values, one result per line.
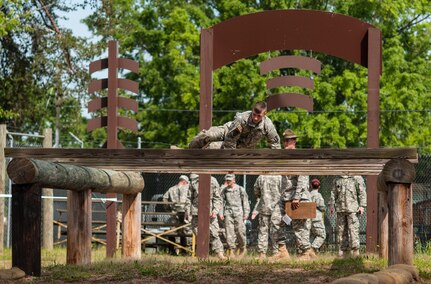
left=283, top=129, right=297, bottom=139
left=189, top=173, right=199, bottom=180
left=179, top=175, right=190, bottom=183
left=311, top=178, right=320, bottom=187
left=224, top=174, right=235, bottom=181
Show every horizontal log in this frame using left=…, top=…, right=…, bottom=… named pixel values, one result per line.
left=4, top=148, right=418, bottom=176
left=382, top=159, right=416, bottom=184
left=7, top=158, right=144, bottom=194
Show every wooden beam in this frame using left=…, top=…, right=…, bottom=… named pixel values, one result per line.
left=122, top=193, right=142, bottom=259
left=12, top=183, right=41, bottom=276
left=7, top=158, right=144, bottom=194
left=4, top=148, right=418, bottom=176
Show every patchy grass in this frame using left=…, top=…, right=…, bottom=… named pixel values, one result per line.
left=16, top=251, right=429, bottom=283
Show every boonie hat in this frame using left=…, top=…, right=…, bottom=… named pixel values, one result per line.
left=283, top=129, right=297, bottom=139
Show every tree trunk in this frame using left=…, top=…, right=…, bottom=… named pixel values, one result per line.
left=7, top=158, right=144, bottom=194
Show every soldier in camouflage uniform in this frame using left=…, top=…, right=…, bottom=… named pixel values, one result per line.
left=185, top=173, right=226, bottom=259
left=329, top=175, right=366, bottom=257
left=280, top=129, right=315, bottom=260
left=309, top=178, right=326, bottom=253
left=251, top=175, right=285, bottom=259
left=189, top=101, right=281, bottom=149
left=219, top=174, right=250, bottom=257
left=162, top=175, right=190, bottom=253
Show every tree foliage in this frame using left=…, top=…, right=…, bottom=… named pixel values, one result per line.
left=2, top=0, right=431, bottom=151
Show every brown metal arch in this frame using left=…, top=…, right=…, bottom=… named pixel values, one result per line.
left=211, top=10, right=381, bottom=70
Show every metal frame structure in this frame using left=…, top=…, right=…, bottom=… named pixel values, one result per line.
left=197, top=10, right=382, bottom=257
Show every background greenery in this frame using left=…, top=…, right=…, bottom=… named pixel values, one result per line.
left=1, top=0, right=430, bottom=151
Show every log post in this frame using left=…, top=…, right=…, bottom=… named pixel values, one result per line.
left=382, top=159, right=416, bottom=265
left=196, top=174, right=211, bottom=258
left=377, top=172, right=388, bottom=259
left=12, top=183, right=41, bottom=276
left=42, top=128, right=53, bottom=250
left=67, top=189, right=92, bottom=265
left=122, top=193, right=142, bottom=259
left=0, top=124, right=6, bottom=253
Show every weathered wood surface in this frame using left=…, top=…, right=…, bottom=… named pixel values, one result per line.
left=67, top=190, right=92, bottom=265
left=7, top=158, right=144, bottom=194
left=4, top=148, right=418, bottom=175
left=0, top=124, right=6, bottom=253
left=122, top=193, right=141, bottom=259
left=382, top=159, right=415, bottom=266
left=12, top=183, right=41, bottom=276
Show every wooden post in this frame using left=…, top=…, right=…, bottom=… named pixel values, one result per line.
left=197, top=174, right=211, bottom=258
left=42, top=128, right=53, bottom=249
left=12, top=183, right=41, bottom=276
left=67, top=189, right=92, bottom=265
left=382, top=159, right=416, bottom=265
left=0, top=124, right=6, bottom=253
left=377, top=172, right=388, bottom=259
left=122, top=193, right=142, bottom=259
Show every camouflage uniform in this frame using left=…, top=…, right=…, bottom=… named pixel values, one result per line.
left=281, top=175, right=312, bottom=252
left=252, top=175, right=284, bottom=254
left=220, top=183, right=250, bottom=251
left=189, top=111, right=281, bottom=149
left=309, top=189, right=326, bottom=250
left=329, top=176, right=367, bottom=252
left=185, top=175, right=224, bottom=254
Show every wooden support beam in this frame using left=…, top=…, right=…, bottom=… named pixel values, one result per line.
left=122, top=193, right=142, bottom=259
left=381, top=159, right=416, bottom=266
left=7, top=158, right=144, bottom=194
left=67, top=189, right=92, bottom=265
left=12, top=183, right=41, bottom=276
left=42, top=128, right=53, bottom=250
left=4, top=148, right=418, bottom=175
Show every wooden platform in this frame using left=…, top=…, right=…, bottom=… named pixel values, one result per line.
left=4, top=148, right=418, bottom=175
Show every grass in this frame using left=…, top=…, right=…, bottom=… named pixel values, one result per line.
left=0, top=247, right=428, bottom=283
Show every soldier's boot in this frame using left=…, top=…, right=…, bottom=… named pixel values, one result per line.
left=188, top=133, right=210, bottom=148
left=257, top=252, right=267, bottom=260
left=226, top=249, right=235, bottom=259
left=351, top=249, right=360, bottom=257
left=269, top=244, right=290, bottom=261
left=297, top=248, right=313, bottom=261
left=216, top=251, right=227, bottom=260
left=338, top=250, right=349, bottom=258
left=237, top=248, right=247, bottom=258
left=309, top=248, right=317, bottom=258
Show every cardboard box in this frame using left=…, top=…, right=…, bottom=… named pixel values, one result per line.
left=284, top=201, right=316, bottom=219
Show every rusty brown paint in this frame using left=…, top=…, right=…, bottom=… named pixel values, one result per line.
left=267, top=76, right=314, bottom=90
left=266, top=93, right=313, bottom=112
left=89, top=58, right=108, bottom=74
left=118, top=79, right=139, bottom=94
left=260, top=55, right=322, bottom=75
left=89, top=97, right=138, bottom=113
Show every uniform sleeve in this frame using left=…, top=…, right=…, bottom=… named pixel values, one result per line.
left=184, top=186, right=192, bottom=216
left=264, top=118, right=281, bottom=149
left=316, top=193, right=326, bottom=212
left=162, top=189, right=171, bottom=211
left=329, top=179, right=336, bottom=206
left=211, top=179, right=222, bottom=215
left=292, top=175, right=308, bottom=200
left=221, top=113, right=246, bottom=149
left=253, top=176, right=262, bottom=198
left=355, top=176, right=367, bottom=208
left=252, top=198, right=261, bottom=214
left=219, top=188, right=226, bottom=215
left=241, top=187, right=250, bottom=216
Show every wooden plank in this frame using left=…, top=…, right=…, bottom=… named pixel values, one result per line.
left=284, top=201, right=316, bottom=219
left=12, top=183, right=41, bottom=276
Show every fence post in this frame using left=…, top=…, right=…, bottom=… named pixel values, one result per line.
left=12, top=183, right=41, bottom=276
left=42, top=128, right=53, bottom=249
left=122, top=193, right=142, bottom=258
left=67, top=190, right=92, bottom=264
left=0, top=124, right=6, bottom=253
left=377, top=172, right=388, bottom=259
left=382, top=159, right=415, bottom=265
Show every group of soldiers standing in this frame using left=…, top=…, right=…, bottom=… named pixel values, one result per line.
left=162, top=101, right=367, bottom=260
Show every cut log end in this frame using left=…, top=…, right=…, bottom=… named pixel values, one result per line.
left=7, top=158, right=38, bottom=184
left=382, top=159, right=415, bottom=184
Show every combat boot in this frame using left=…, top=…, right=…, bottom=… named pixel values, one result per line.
left=297, top=249, right=313, bottom=261
left=308, top=248, right=317, bottom=258
left=257, top=252, right=266, bottom=260
left=338, top=250, right=348, bottom=258
left=216, top=251, right=227, bottom=260
left=269, top=244, right=290, bottom=261
left=237, top=248, right=247, bottom=258
left=351, top=249, right=360, bottom=257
